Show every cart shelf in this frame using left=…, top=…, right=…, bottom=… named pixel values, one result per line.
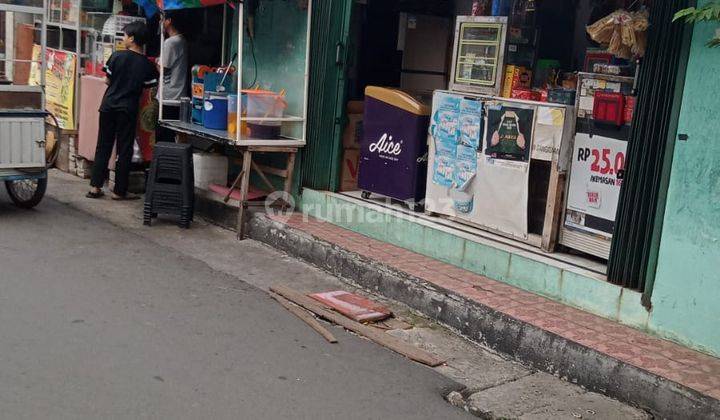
left=160, top=121, right=305, bottom=147
left=241, top=116, right=305, bottom=123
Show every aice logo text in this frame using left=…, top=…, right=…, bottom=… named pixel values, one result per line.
left=369, top=134, right=402, bottom=156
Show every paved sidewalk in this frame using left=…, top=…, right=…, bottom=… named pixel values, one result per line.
left=41, top=170, right=650, bottom=419
left=268, top=212, right=720, bottom=401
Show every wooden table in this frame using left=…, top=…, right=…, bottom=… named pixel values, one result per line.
left=159, top=121, right=300, bottom=240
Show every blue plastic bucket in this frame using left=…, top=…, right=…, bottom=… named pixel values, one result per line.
left=203, top=91, right=228, bottom=131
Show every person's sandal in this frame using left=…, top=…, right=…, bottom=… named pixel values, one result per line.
left=86, top=190, right=105, bottom=199
left=111, top=192, right=141, bottom=201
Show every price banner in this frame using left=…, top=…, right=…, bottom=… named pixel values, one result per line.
left=565, top=132, right=627, bottom=238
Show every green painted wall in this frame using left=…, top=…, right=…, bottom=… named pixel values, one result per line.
left=649, top=10, right=720, bottom=357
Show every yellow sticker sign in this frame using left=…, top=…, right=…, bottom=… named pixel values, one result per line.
left=29, top=45, right=76, bottom=130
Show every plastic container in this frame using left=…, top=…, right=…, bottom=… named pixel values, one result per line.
left=245, top=90, right=287, bottom=139
left=193, top=152, right=228, bottom=190
left=203, top=91, right=228, bottom=131
left=227, top=94, right=238, bottom=135
left=593, top=91, right=625, bottom=126
left=179, top=97, right=192, bottom=123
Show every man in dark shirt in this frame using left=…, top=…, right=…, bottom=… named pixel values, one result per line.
left=87, top=21, right=158, bottom=200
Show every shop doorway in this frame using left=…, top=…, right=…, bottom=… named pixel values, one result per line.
left=348, top=0, right=454, bottom=102
left=336, top=0, right=628, bottom=245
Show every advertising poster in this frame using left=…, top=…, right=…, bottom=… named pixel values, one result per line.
left=30, top=45, right=76, bottom=130
left=430, top=92, right=461, bottom=187
left=565, top=132, right=628, bottom=238
left=452, top=98, right=482, bottom=213
left=428, top=92, right=482, bottom=214
left=459, top=98, right=482, bottom=149
left=484, top=105, right=534, bottom=162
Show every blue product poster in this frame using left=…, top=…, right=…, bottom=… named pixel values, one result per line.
left=459, top=99, right=482, bottom=149
left=433, top=154, right=455, bottom=187
left=431, top=92, right=461, bottom=142
left=431, top=92, right=462, bottom=187
left=453, top=145, right=477, bottom=189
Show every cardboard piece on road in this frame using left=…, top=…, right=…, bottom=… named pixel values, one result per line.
left=270, top=285, right=444, bottom=367
left=269, top=292, right=338, bottom=344
left=309, top=290, right=392, bottom=323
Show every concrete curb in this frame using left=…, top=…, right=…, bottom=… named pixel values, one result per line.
left=247, top=213, right=720, bottom=420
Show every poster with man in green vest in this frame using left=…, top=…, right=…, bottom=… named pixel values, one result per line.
left=485, top=105, right=534, bottom=162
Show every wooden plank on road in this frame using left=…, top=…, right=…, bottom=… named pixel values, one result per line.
left=270, top=285, right=445, bottom=367
left=269, top=292, right=338, bottom=344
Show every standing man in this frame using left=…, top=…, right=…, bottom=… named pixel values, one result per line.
left=87, top=22, right=158, bottom=200
left=156, top=10, right=188, bottom=143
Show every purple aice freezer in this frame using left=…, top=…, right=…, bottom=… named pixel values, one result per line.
left=358, top=86, right=431, bottom=207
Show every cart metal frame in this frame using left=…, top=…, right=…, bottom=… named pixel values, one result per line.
left=0, top=0, right=49, bottom=208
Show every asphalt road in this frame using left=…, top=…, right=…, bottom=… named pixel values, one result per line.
left=0, top=194, right=468, bottom=420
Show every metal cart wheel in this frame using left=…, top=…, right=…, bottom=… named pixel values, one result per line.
left=5, top=177, right=47, bottom=209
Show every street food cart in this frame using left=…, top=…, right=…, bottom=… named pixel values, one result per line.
left=0, top=0, right=49, bottom=208
left=155, top=0, right=312, bottom=239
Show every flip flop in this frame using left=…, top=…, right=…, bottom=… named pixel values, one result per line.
left=86, top=190, right=105, bottom=199
left=111, top=193, right=141, bottom=201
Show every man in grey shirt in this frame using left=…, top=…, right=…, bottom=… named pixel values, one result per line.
left=156, top=10, right=188, bottom=142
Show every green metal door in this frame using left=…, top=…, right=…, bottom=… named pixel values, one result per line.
left=298, top=0, right=353, bottom=191
left=607, top=0, right=694, bottom=303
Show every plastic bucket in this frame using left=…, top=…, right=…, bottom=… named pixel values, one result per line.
left=245, top=91, right=287, bottom=121
left=203, top=91, right=228, bottom=131
left=244, top=90, right=287, bottom=139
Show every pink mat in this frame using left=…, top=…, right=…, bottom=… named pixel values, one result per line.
left=208, top=184, right=268, bottom=202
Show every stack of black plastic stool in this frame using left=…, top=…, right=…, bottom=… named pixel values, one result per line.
left=144, top=143, right=194, bottom=228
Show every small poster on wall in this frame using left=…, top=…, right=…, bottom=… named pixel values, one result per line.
left=484, top=105, right=534, bottom=162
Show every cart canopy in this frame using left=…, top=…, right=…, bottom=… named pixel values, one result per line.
left=134, top=0, right=227, bottom=17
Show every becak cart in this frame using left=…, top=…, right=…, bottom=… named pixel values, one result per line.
left=0, top=0, right=49, bottom=208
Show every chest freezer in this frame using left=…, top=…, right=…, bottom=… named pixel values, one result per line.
left=358, top=86, right=430, bottom=206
